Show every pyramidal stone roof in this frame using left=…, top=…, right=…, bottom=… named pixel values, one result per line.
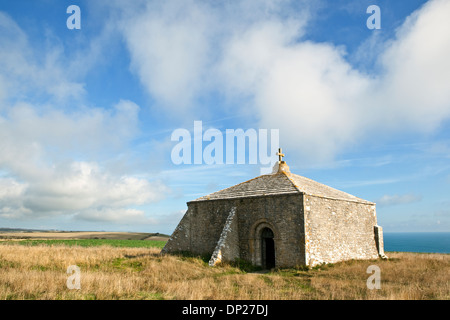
left=191, top=161, right=373, bottom=205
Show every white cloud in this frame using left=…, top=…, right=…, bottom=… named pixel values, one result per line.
left=0, top=10, right=171, bottom=226
left=0, top=160, right=169, bottom=221
left=222, top=34, right=372, bottom=161
left=0, top=178, right=27, bottom=200
left=219, top=0, right=450, bottom=164
left=75, top=207, right=157, bottom=224
left=115, top=0, right=450, bottom=165
left=375, top=0, right=450, bottom=131
left=376, top=193, right=422, bottom=207
left=0, top=12, right=85, bottom=103
left=116, top=0, right=311, bottom=114
left=0, top=100, right=140, bottom=177
left=24, top=162, right=167, bottom=212
left=118, top=0, right=215, bottom=112
left=0, top=178, right=30, bottom=218
left=0, top=86, right=166, bottom=224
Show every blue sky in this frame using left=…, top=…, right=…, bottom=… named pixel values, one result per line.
left=0, top=0, right=449, bottom=234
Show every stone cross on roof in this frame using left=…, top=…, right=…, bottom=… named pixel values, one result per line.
left=277, top=148, right=285, bottom=162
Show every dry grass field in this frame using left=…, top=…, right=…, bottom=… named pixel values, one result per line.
left=0, top=242, right=448, bottom=300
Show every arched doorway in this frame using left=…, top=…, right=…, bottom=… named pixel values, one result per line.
left=261, top=228, right=275, bottom=269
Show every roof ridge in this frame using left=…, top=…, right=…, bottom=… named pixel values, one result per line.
left=192, top=171, right=299, bottom=202
left=191, top=170, right=373, bottom=204
left=282, top=171, right=302, bottom=192
left=285, top=171, right=374, bottom=204
left=204, top=174, right=270, bottom=197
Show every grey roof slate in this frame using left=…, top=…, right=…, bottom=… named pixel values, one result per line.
left=191, top=171, right=373, bottom=204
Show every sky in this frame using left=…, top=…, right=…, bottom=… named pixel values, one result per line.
left=0, top=0, right=449, bottom=234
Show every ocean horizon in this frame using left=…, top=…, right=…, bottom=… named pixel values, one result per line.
left=384, top=232, right=450, bottom=254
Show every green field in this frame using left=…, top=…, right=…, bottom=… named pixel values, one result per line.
left=0, top=239, right=167, bottom=249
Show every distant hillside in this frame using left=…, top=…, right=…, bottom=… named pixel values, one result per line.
left=0, top=229, right=170, bottom=240
left=0, top=228, right=52, bottom=233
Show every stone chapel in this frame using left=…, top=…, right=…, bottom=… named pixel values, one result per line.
left=162, top=149, right=386, bottom=268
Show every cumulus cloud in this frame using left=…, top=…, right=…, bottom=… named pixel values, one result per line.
left=222, top=33, right=372, bottom=161
left=376, top=193, right=422, bottom=207
left=0, top=99, right=169, bottom=221
left=0, top=9, right=171, bottom=226
left=0, top=107, right=170, bottom=220
left=0, top=12, right=85, bottom=103
left=115, top=0, right=450, bottom=164
left=0, top=178, right=30, bottom=218
left=116, top=0, right=311, bottom=114
left=373, top=0, right=450, bottom=131
left=118, top=0, right=215, bottom=112
left=220, top=0, right=450, bottom=163
left=0, top=100, right=141, bottom=178
left=0, top=64, right=165, bottom=224
left=0, top=163, right=168, bottom=221
left=22, top=162, right=167, bottom=213
left=75, top=208, right=157, bottom=224
left=22, top=100, right=136, bottom=142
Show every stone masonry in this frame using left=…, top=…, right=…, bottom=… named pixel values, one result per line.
left=162, top=155, right=386, bottom=268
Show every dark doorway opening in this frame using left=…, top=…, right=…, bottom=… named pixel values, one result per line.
left=261, top=228, right=275, bottom=269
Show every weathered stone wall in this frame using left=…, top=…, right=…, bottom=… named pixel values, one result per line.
left=163, top=194, right=306, bottom=268
left=163, top=192, right=382, bottom=268
left=162, top=200, right=235, bottom=256
left=304, top=195, right=379, bottom=266
left=161, top=207, right=192, bottom=254
left=188, top=200, right=236, bottom=255
left=237, top=194, right=305, bottom=268
left=374, top=224, right=387, bottom=258
left=209, top=207, right=239, bottom=266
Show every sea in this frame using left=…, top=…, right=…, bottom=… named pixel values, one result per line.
left=383, top=232, right=450, bottom=254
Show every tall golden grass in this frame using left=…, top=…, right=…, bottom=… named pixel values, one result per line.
left=0, top=244, right=448, bottom=300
